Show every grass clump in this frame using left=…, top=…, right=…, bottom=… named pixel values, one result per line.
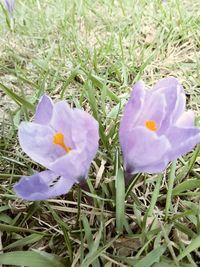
left=0, top=0, right=200, bottom=266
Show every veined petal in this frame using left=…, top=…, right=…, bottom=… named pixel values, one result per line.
left=137, top=91, right=166, bottom=130
left=72, top=108, right=99, bottom=161
left=166, top=126, right=200, bottom=160
left=50, top=101, right=74, bottom=148
left=50, top=150, right=89, bottom=182
left=18, top=122, right=65, bottom=167
left=14, top=170, right=75, bottom=201
left=153, top=77, right=186, bottom=132
left=34, top=95, right=54, bottom=125
left=119, top=81, right=146, bottom=148
left=123, top=127, right=171, bottom=174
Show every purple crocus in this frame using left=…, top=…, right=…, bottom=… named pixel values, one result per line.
left=119, top=77, right=200, bottom=175
left=4, top=0, right=15, bottom=14
left=14, top=95, right=99, bottom=200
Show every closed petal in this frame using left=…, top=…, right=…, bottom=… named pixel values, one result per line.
left=4, top=0, right=15, bottom=13
left=130, top=160, right=169, bottom=174
left=166, top=126, right=200, bottom=160
left=18, top=122, right=64, bottom=167
left=176, top=111, right=195, bottom=128
left=138, top=91, right=167, bottom=130
left=34, top=95, right=54, bottom=125
left=72, top=109, right=99, bottom=161
left=50, top=151, right=89, bottom=182
left=14, top=170, right=75, bottom=201
left=153, top=77, right=186, bottom=133
left=120, top=81, right=146, bottom=148
left=123, top=127, right=171, bottom=174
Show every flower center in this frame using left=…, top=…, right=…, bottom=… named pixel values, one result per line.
left=145, top=120, right=157, bottom=131
left=53, top=132, right=72, bottom=153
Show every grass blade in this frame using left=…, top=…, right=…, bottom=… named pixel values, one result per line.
left=0, top=251, right=65, bottom=267
left=115, top=168, right=125, bottom=233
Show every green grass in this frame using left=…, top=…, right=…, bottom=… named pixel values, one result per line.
left=0, top=0, right=200, bottom=266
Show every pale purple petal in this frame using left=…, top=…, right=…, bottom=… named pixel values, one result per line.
left=123, top=127, right=171, bottom=174
left=72, top=108, right=99, bottom=161
left=153, top=77, right=186, bottom=133
left=136, top=91, right=167, bottom=130
left=14, top=170, right=75, bottom=201
left=50, top=101, right=75, bottom=148
left=176, top=111, right=195, bottom=128
left=34, top=95, right=54, bottom=125
left=50, top=151, right=88, bottom=182
left=119, top=81, right=146, bottom=148
left=166, top=127, right=200, bottom=160
left=4, top=0, right=14, bottom=14
left=18, top=122, right=65, bottom=167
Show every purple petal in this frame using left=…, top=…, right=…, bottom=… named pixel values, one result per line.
left=72, top=108, right=99, bottom=161
left=153, top=77, right=186, bottom=133
left=14, top=170, right=75, bottom=201
left=136, top=91, right=167, bottom=130
left=123, top=127, right=171, bottom=174
left=50, top=151, right=88, bottom=182
left=176, top=111, right=195, bottom=128
left=119, top=81, right=146, bottom=148
left=4, top=0, right=15, bottom=14
left=34, top=95, right=54, bottom=125
left=166, top=127, right=200, bottom=160
left=18, top=122, right=65, bottom=167
left=50, top=101, right=75, bottom=148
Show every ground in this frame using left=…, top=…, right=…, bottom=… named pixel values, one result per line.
left=0, top=0, right=200, bottom=266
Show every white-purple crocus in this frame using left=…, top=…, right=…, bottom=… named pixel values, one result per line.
left=119, top=77, right=200, bottom=175
left=4, top=0, right=15, bottom=14
left=14, top=96, right=99, bottom=200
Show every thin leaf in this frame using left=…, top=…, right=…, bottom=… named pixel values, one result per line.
left=0, top=251, right=65, bottom=267
left=177, top=235, right=200, bottom=261
left=134, top=245, right=167, bottom=267
left=172, top=180, right=200, bottom=195
left=0, top=83, right=34, bottom=111
left=115, top=168, right=125, bottom=233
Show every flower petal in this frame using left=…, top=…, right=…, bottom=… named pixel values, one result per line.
left=123, top=127, right=171, bottom=174
left=50, top=101, right=74, bottom=148
left=4, top=0, right=15, bottom=14
left=137, top=91, right=167, bottom=130
left=153, top=78, right=186, bottom=131
left=34, top=95, right=54, bottom=125
left=72, top=108, right=99, bottom=161
left=18, top=122, right=65, bottom=167
left=14, top=170, right=75, bottom=201
left=119, top=81, right=146, bottom=148
left=166, top=126, right=200, bottom=160
left=50, top=151, right=89, bottom=183
left=176, top=111, right=195, bottom=128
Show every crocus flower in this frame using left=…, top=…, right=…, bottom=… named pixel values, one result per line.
left=4, top=0, right=15, bottom=14
left=119, top=77, right=200, bottom=175
left=14, top=95, right=99, bottom=200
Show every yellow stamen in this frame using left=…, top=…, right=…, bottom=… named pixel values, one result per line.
left=53, top=132, right=72, bottom=153
left=145, top=120, right=157, bottom=131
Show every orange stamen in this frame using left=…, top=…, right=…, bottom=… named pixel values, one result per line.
left=53, top=132, right=72, bottom=153
left=145, top=120, right=157, bottom=131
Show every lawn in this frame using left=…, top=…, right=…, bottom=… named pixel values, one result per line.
left=0, top=0, right=200, bottom=266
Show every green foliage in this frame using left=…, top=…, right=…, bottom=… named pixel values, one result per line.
left=0, top=0, right=200, bottom=266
